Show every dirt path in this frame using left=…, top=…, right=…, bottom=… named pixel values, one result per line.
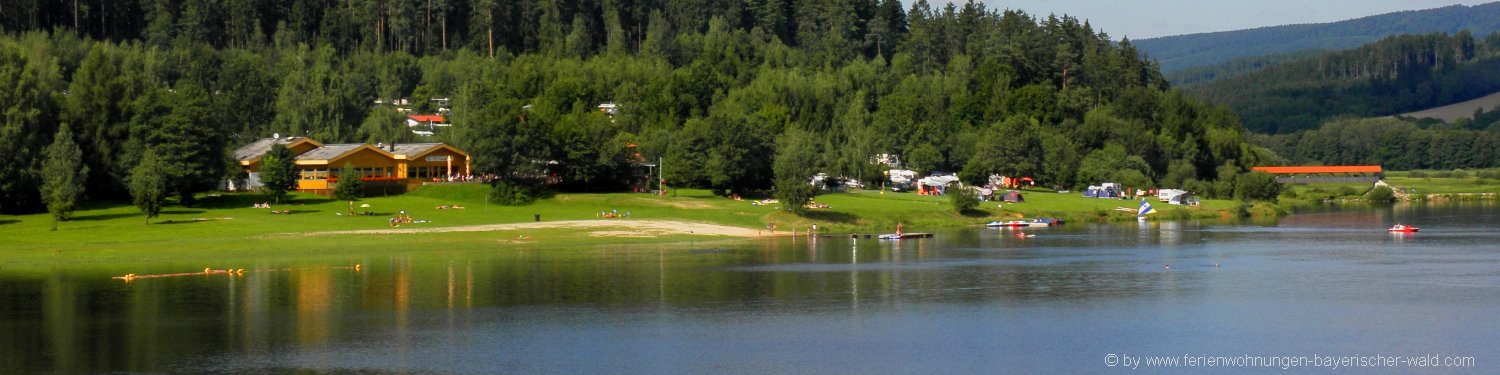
left=293, top=219, right=769, bottom=238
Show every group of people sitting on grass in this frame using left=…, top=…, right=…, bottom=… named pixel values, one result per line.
left=435, top=204, right=466, bottom=210
left=252, top=202, right=291, bottom=214
left=388, top=210, right=430, bottom=227
left=749, top=199, right=779, bottom=206
left=597, top=209, right=631, bottom=219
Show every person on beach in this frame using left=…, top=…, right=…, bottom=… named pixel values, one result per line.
left=896, top=223, right=904, bottom=236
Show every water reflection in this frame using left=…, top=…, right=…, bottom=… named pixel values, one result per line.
left=3, top=203, right=1499, bottom=373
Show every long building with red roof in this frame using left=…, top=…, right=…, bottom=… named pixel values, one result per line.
left=1251, top=165, right=1382, bottom=183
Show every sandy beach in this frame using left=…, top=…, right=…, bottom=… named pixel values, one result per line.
left=292, top=219, right=771, bottom=238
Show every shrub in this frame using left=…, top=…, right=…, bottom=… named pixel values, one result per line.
left=1336, top=186, right=1359, bottom=197
left=950, top=186, right=980, bottom=213
left=1409, top=170, right=1428, bottom=178
left=489, top=180, right=537, bottom=206
left=775, top=178, right=817, bottom=215
left=1233, top=172, right=1281, bottom=201
left=1366, top=185, right=1396, bottom=203
left=1234, top=203, right=1253, bottom=217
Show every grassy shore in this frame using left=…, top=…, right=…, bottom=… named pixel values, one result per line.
left=1280, top=171, right=1500, bottom=204
left=0, top=184, right=1243, bottom=265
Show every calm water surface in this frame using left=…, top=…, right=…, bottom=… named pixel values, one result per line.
left=2, top=203, right=1498, bottom=373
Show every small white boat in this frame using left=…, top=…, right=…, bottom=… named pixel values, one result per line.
left=987, top=220, right=1050, bottom=228
left=1388, top=224, right=1419, bottom=233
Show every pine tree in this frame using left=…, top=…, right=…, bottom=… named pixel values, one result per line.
left=334, top=163, right=363, bottom=206
left=40, top=124, right=89, bottom=230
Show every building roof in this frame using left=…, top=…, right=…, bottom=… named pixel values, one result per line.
left=233, top=137, right=320, bottom=162
left=388, top=143, right=443, bottom=156
left=1251, top=166, right=1383, bottom=174
left=294, top=143, right=388, bottom=161
left=408, top=114, right=446, bottom=123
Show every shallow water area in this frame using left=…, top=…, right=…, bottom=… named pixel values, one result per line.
left=2, top=202, right=1497, bottom=373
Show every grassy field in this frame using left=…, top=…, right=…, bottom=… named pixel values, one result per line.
left=0, top=184, right=1244, bottom=266
left=1280, top=170, right=1500, bottom=203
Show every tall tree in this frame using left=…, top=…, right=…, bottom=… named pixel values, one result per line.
left=258, top=143, right=297, bottom=204
left=145, top=83, right=226, bottom=206
left=0, top=39, right=63, bottom=214
left=773, top=129, right=820, bottom=214
left=129, top=151, right=167, bottom=224
left=68, top=43, right=159, bottom=196
left=40, top=123, right=88, bottom=230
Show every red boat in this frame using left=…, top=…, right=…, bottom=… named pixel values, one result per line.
left=1388, top=224, right=1419, bottom=233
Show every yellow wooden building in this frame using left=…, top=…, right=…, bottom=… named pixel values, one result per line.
left=233, top=137, right=471, bottom=194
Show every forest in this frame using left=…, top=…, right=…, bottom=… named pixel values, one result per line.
left=0, top=0, right=1271, bottom=214
left=1252, top=116, right=1500, bottom=171
left=1186, top=31, right=1500, bottom=134
left=1135, top=2, right=1500, bottom=73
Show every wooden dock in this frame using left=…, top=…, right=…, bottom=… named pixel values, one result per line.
left=819, top=233, right=933, bottom=239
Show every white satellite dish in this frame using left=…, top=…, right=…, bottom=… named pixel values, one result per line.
left=273, top=132, right=280, bottom=139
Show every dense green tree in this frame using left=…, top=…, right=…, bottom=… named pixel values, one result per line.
left=67, top=43, right=158, bottom=196
left=1233, top=171, right=1281, bottom=202
left=40, top=124, right=88, bottom=230
left=0, top=39, right=63, bottom=214
left=1189, top=32, right=1500, bottom=133
left=129, top=151, right=167, bottom=224
left=216, top=50, right=279, bottom=145
left=258, top=143, right=297, bottom=204
left=273, top=45, right=358, bottom=141
left=141, top=83, right=226, bottom=206
left=1075, top=144, right=1152, bottom=188
left=0, top=1, right=1274, bottom=214
left=773, top=129, right=820, bottom=214
left=357, top=107, right=418, bottom=144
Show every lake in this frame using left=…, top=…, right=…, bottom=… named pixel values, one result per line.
left=2, top=202, right=1497, bottom=373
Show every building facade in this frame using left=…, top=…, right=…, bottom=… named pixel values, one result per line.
left=233, top=137, right=471, bottom=195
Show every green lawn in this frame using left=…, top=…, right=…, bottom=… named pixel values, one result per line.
left=1382, top=175, right=1500, bottom=194
left=1279, top=171, right=1500, bottom=203
left=763, top=187, right=1237, bottom=234
left=1, top=184, right=1245, bottom=267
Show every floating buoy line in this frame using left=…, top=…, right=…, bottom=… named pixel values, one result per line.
left=113, top=264, right=361, bottom=282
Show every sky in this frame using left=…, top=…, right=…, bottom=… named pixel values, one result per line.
left=958, top=0, right=1497, bottom=39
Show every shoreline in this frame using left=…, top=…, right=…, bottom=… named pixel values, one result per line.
left=286, top=219, right=783, bottom=238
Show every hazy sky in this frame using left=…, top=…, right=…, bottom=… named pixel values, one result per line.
left=960, top=0, right=1497, bottom=39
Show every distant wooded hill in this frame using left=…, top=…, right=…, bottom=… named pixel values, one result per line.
left=1184, top=32, right=1500, bottom=134
left=1136, top=2, right=1500, bottom=73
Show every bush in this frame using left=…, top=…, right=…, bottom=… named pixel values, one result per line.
left=1336, top=186, right=1359, bottom=197
left=1475, top=169, right=1500, bottom=180
left=1234, top=203, right=1253, bottom=217
left=1366, top=185, right=1396, bottom=203
left=489, top=180, right=537, bottom=206
left=1233, top=172, right=1281, bottom=201
left=333, top=164, right=363, bottom=202
left=1409, top=170, right=1428, bottom=178
left=950, top=186, right=980, bottom=213
left=774, top=178, right=817, bottom=215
